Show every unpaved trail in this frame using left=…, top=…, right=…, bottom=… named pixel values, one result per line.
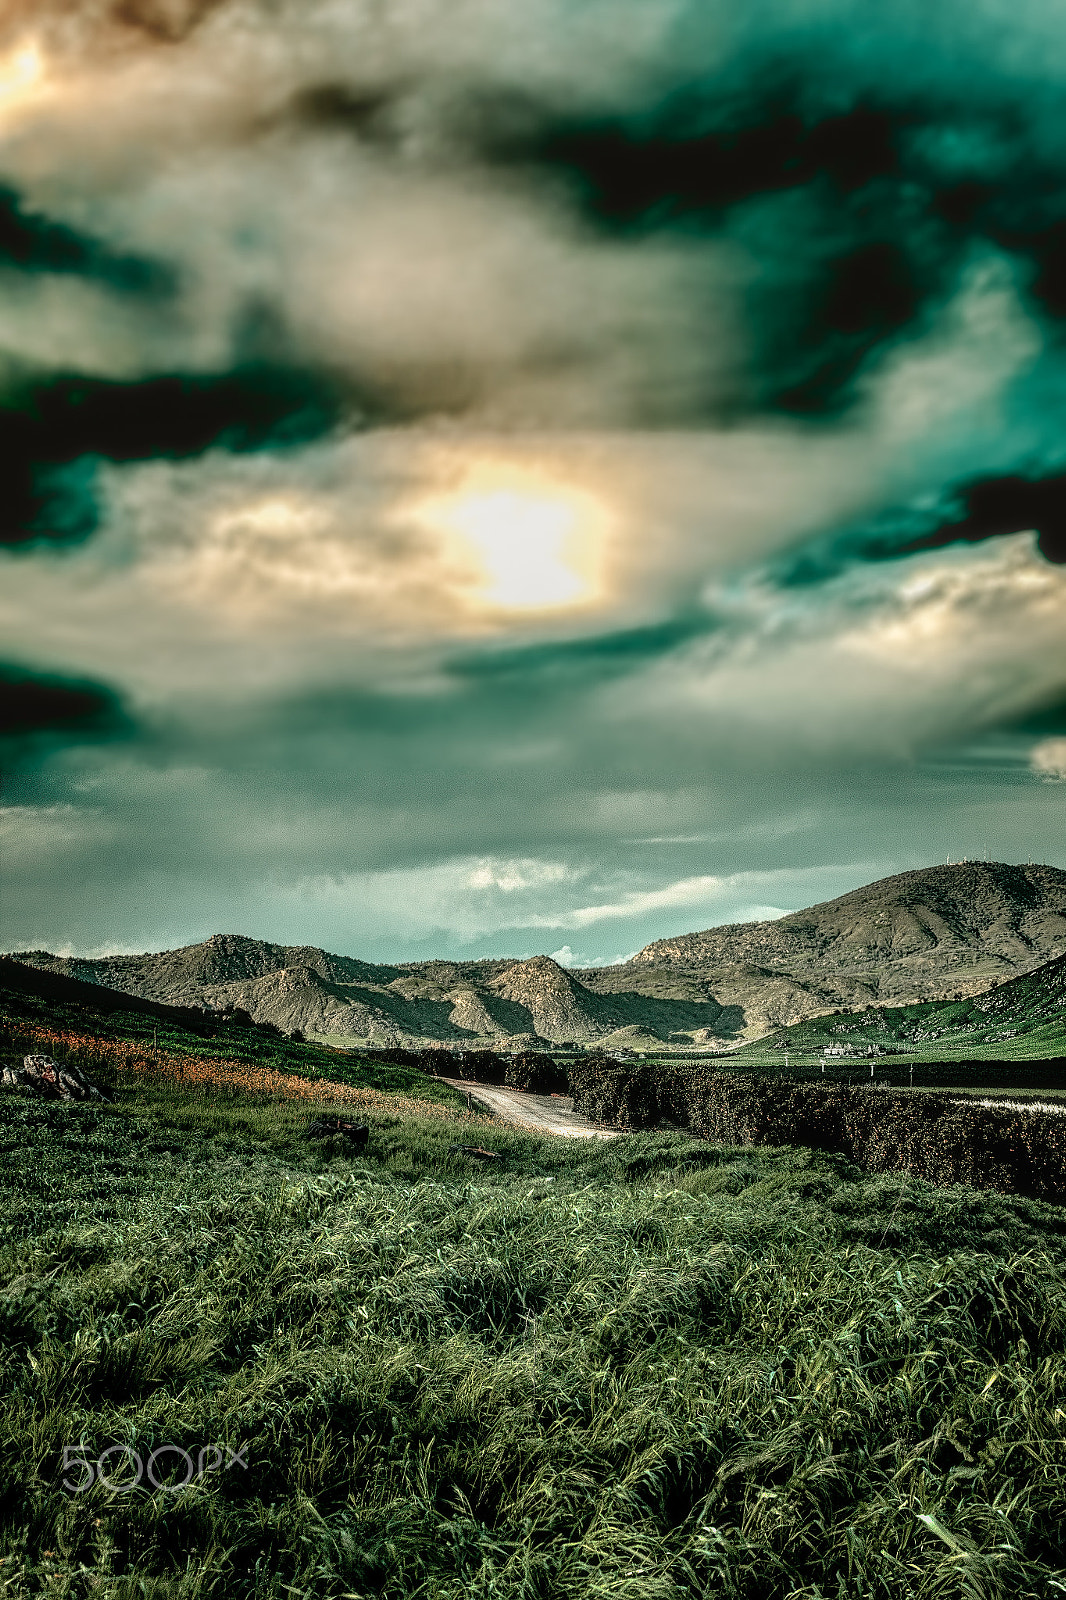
left=441, top=1079, right=620, bottom=1139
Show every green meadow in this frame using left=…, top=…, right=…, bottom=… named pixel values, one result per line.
left=1, top=1061, right=1065, bottom=1599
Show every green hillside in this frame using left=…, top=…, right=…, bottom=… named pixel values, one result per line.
left=0, top=959, right=459, bottom=1108
left=728, top=952, right=1066, bottom=1070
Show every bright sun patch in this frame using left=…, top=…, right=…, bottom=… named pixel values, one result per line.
left=0, top=40, right=44, bottom=115
left=411, top=469, right=609, bottom=613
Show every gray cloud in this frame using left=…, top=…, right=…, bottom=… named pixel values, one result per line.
left=2, top=0, right=1066, bottom=958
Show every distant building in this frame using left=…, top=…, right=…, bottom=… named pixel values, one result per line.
left=823, top=1042, right=884, bottom=1057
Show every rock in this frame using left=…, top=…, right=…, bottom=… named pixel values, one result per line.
left=0, top=1054, right=108, bottom=1101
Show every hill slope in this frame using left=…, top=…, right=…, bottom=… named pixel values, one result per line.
left=579, top=862, right=1066, bottom=1031
left=12, top=861, right=1066, bottom=1044
left=623, top=862, right=1066, bottom=991
left=12, top=937, right=633, bottom=1047
left=753, top=949, right=1066, bottom=1062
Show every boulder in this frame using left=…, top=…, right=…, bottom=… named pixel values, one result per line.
left=0, top=1054, right=108, bottom=1102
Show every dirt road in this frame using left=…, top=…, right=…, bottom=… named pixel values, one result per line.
left=441, top=1079, right=620, bottom=1139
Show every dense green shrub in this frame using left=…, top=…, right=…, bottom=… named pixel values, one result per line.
left=504, top=1052, right=567, bottom=1093
left=570, top=1061, right=1066, bottom=1202
left=739, top=1056, right=1066, bottom=1091
left=460, top=1048, right=507, bottom=1084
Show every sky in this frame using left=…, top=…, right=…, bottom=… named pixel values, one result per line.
left=1, top=0, right=1065, bottom=966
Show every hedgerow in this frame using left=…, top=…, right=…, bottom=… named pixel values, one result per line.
left=570, top=1059, right=1066, bottom=1202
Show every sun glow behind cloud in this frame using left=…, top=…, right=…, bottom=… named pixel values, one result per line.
left=0, top=40, right=45, bottom=120
left=410, top=466, right=610, bottom=614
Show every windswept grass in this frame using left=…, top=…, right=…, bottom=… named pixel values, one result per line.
left=1, top=1069, right=1065, bottom=1597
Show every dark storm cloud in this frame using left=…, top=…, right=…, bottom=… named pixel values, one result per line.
left=0, top=4, right=1051, bottom=434
left=520, top=97, right=902, bottom=223
left=896, top=473, right=1066, bottom=564
left=0, top=184, right=173, bottom=294
left=6, top=1, right=1066, bottom=430
left=469, top=65, right=1066, bottom=417
left=809, top=471, right=1066, bottom=579
left=0, top=663, right=131, bottom=747
left=471, top=86, right=937, bottom=414
left=0, top=364, right=350, bottom=545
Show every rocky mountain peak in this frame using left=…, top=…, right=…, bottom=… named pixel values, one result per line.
left=488, top=956, right=610, bottom=1042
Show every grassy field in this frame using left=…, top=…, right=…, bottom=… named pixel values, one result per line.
left=1, top=1040, right=1066, bottom=1598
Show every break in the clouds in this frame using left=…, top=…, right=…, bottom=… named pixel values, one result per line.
left=1, top=0, right=1065, bottom=959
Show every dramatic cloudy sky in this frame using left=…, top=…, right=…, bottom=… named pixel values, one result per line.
left=2, top=0, right=1066, bottom=963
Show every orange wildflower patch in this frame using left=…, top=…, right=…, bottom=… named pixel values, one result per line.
left=1, top=1019, right=458, bottom=1120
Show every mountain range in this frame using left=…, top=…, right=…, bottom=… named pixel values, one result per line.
left=12, top=861, right=1066, bottom=1048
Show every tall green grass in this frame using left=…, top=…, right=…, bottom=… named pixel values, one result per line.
left=1, top=1082, right=1065, bottom=1598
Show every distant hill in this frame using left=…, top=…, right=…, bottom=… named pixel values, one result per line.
left=580, top=861, right=1066, bottom=1029
left=10, top=937, right=638, bottom=1047
left=11, top=861, right=1066, bottom=1045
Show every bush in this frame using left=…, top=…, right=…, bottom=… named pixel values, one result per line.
left=505, top=1052, right=567, bottom=1093
left=569, top=1060, right=1066, bottom=1203
left=417, top=1047, right=460, bottom=1075
left=460, top=1049, right=508, bottom=1084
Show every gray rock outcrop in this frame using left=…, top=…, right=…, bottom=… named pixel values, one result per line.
left=1, top=1055, right=107, bottom=1101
